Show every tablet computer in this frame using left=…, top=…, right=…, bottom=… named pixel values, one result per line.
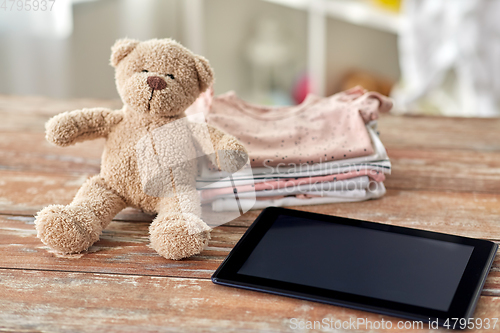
left=212, top=207, right=497, bottom=327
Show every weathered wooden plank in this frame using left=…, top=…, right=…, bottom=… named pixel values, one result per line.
left=0, top=95, right=123, bottom=124
left=385, top=148, right=500, bottom=193
left=1, top=168, right=499, bottom=234
left=2, top=97, right=499, bottom=196
left=0, top=215, right=234, bottom=279
left=0, top=170, right=499, bottom=237
left=235, top=190, right=500, bottom=234
left=2, top=130, right=500, bottom=195
left=0, top=170, right=91, bottom=215
left=0, top=132, right=103, bottom=174
left=0, top=269, right=498, bottom=333
left=378, top=114, right=500, bottom=152
left=1, top=94, right=499, bottom=153
left=2, top=95, right=499, bottom=151
left=1, top=95, right=500, bottom=332
left=0, top=170, right=154, bottom=222
left=1, top=215, right=498, bottom=296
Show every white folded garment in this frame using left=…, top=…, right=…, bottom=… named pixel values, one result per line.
left=210, top=183, right=386, bottom=212
left=210, top=176, right=370, bottom=200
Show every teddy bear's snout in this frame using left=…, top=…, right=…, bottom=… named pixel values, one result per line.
left=147, top=76, right=167, bottom=91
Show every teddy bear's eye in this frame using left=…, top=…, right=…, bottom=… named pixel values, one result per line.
left=142, top=69, right=149, bottom=73
left=166, top=74, right=175, bottom=80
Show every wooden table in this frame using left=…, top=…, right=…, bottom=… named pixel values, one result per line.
left=0, top=95, right=499, bottom=332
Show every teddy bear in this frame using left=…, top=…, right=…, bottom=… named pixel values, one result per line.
left=34, top=38, right=248, bottom=260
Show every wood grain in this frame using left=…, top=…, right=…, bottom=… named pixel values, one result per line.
left=0, top=269, right=499, bottom=333
left=1, top=168, right=499, bottom=236
left=385, top=148, right=500, bottom=193
left=1, top=215, right=499, bottom=298
left=1, top=95, right=499, bottom=332
left=0, top=215, right=236, bottom=279
left=0, top=132, right=103, bottom=174
left=2, top=131, right=500, bottom=195
left=0, top=94, right=122, bottom=117
left=378, top=114, right=500, bottom=152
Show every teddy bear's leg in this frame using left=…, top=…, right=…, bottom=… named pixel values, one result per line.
left=149, top=186, right=210, bottom=260
left=35, top=176, right=126, bottom=254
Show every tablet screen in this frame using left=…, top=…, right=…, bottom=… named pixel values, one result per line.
left=237, top=215, right=474, bottom=312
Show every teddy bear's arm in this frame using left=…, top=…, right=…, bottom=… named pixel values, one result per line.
left=45, top=108, right=124, bottom=146
left=188, top=123, right=248, bottom=173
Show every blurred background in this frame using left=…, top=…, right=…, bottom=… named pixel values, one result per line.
left=1, top=0, right=499, bottom=116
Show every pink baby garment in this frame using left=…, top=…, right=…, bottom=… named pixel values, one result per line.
left=186, top=86, right=392, bottom=168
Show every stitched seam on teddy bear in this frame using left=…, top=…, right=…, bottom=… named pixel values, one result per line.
left=70, top=213, right=93, bottom=246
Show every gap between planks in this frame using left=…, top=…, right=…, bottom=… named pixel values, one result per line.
left=0, top=266, right=214, bottom=281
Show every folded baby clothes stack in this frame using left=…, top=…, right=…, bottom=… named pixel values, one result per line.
left=186, top=86, right=392, bottom=211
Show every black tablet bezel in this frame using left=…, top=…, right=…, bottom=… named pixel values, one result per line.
left=212, top=207, right=497, bottom=325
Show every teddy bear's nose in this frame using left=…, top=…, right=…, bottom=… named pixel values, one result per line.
left=147, top=76, right=167, bottom=90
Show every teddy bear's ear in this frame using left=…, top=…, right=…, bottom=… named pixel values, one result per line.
left=110, top=38, right=140, bottom=67
left=194, top=55, right=214, bottom=93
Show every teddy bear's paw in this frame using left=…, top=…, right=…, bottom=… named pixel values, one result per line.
left=149, top=213, right=211, bottom=260
left=35, top=204, right=102, bottom=254
left=45, top=113, right=80, bottom=147
left=217, top=137, right=249, bottom=173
